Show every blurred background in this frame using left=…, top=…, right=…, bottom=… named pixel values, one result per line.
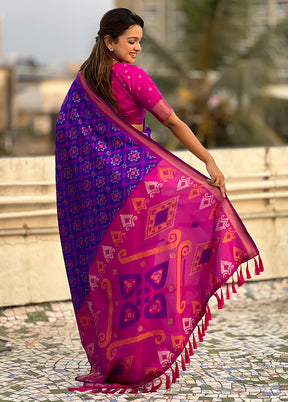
left=1, top=0, right=288, bottom=156
left=0, top=0, right=287, bottom=307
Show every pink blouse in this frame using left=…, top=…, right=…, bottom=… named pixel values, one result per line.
left=111, top=62, right=174, bottom=125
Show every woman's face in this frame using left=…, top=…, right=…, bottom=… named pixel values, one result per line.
left=111, top=24, right=143, bottom=64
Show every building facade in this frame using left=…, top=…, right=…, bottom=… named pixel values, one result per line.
left=116, top=0, right=184, bottom=74
left=251, top=0, right=288, bottom=81
left=116, top=0, right=179, bottom=50
left=117, top=0, right=288, bottom=80
left=0, top=67, right=15, bottom=154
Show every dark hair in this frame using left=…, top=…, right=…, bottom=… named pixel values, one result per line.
left=79, top=8, right=144, bottom=110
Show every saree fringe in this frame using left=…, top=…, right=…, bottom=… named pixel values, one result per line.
left=69, top=257, right=264, bottom=394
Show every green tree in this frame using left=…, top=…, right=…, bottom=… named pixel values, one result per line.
left=178, top=0, right=288, bottom=147
left=145, top=0, right=288, bottom=148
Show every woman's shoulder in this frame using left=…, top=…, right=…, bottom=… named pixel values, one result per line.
left=112, top=62, right=149, bottom=78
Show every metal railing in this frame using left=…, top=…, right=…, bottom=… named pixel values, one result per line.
left=0, top=170, right=287, bottom=236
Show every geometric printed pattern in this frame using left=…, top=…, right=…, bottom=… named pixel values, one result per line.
left=191, top=239, right=219, bottom=274
left=146, top=196, right=179, bottom=239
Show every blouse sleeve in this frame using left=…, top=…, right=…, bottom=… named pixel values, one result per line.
left=129, top=66, right=174, bottom=123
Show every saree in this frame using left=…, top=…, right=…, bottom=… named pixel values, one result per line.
left=55, top=73, right=263, bottom=393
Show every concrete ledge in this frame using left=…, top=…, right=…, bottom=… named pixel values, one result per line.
left=0, top=146, right=287, bottom=307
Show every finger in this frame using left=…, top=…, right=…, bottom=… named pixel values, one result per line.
left=207, top=178, right=218, bottom=186
left=220, top=182, right=227, bottom=198
left=207, top=178, right=226, bottom=197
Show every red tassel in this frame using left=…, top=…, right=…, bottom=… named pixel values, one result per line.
left=102, top=386, right=112, bottom=394
left=175, top=362, right=180, bottom=378
left=215, top=291, right=223, bottom=309
left=246, top=262, right=251, bottom=279
left=254, top=258, right=260, bottom=275
left=259, top=255, right=264, bottom=272
left=201, top=321, right=205, bottom=337
left=166, top=377, right=171, bottom=390
left=237, top=269, right=244, bottom=287
left=204, top=313, right=209, bottom=330
left=143, top=383, right=149, bottom=393
left=155, top=377, right=163, bottom=391
left=226, top=282, right=230, bottom=300
left=202, top=320, right=206, bottom=337
left=185, top=347, right=190, bottom=363
left=130, top=387, right=139, bottom=394
left=91, top=387, right=103, bottom=394
left=207, top=304, right=212, bottom=321
left=240, top=266, right=245, bottom=284
left=181, top=354, right=186, bottom=371
left=193, top=333, right=198, bottom=349
left=232, top=277, right=237, bottom=293
left=150, top=381, right=157, bottom=392
left=171, top=367, right=177, bottom=383
left=110, top=387, right=119, bottom=394
left=220, top=288, right=225, bottom=307
left=197, top=325, right=204, bottom=342
left=69, top=386, right=94, bottom=392
left=189, top=339, right=194, bottom=355
left=165, top=373, right=171, bottom=390
left=119, top=386, right=129, bottom=394
left=204, top=311, right=209, bottom=328
left=236, top=270, right=240, bottom=285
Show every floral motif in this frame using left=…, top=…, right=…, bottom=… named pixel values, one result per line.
left=126, top=167, right=141, bottom=181
left=110, top=153, right=123, bottom=167
left=128, top=149, right=141, bottom=162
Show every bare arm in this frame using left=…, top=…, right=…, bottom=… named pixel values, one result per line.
left=163, top=112, right=227, bottom=197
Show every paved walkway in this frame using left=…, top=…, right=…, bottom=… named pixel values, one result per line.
left=0, top=279, right=288, bottom=402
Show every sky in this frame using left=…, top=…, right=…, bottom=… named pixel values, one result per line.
left=0, top=0, right=114, bottom=66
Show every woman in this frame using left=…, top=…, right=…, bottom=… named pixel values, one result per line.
left=55, top=8, right=262, bottom=394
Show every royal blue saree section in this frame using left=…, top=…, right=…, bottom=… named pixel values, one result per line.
left=55, top=75, right=160, bottom=312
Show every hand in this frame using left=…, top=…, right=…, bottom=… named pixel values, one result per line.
left=205, top=159, right=227, bottom=198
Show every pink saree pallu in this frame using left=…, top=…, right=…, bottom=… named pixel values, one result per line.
left=55, top=73, right=263, bottom=394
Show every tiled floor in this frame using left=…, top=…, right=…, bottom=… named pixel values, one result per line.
left=0, top=279, right=288, bottom=401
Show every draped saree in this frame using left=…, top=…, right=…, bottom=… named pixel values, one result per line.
left=55, top=73, right=263, bottom=393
